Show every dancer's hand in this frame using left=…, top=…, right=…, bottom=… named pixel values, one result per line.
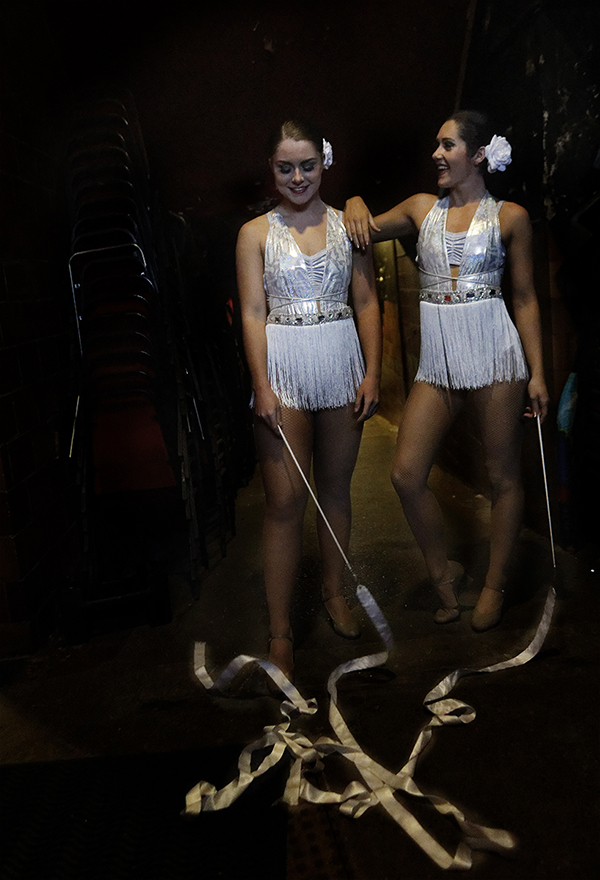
left=354, top=375, right=380, bottom=422
left=254, top=386, right=281, bottom=433
left=344, top=197, right=380, bottom=251
left=524, top=377, right=549, bottom=423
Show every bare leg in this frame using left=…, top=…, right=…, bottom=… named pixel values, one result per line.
left=391, top=382, right=466, bottom=585
left=313, top=404, right=363, bottom=633
left=471, top=380, right=527, bottom=627
left=254, top=407, right=313, bottom=673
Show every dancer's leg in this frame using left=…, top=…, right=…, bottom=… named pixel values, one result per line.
left=312, top=404, right=363, bottom=630
left=254, top=407, right=314, bottom=670
left=391, top=382, right=466, bottom=584
left=471, top=380, right=527, bottom=620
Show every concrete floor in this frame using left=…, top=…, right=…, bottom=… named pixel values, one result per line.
left=0, top=415, right=598, bottom=879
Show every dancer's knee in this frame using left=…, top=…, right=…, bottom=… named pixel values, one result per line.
left=488, top=469, right=523, bottom=505
left=391, top=457, right=423, bottom=501
left=316, top=489, right=352, bottom=527
left=486, top=452, right=522, bottom=498
left=264, top=488, right=308, bottom=523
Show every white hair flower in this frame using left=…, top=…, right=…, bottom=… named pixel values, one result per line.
left=322, top=139, right=333, bottom=169
left=484, top=135, right=512, bottom=173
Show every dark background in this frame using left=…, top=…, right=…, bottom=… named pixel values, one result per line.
left=45, top=0, right=471, bottom=213
left=1, top=0, right=598, bottom=648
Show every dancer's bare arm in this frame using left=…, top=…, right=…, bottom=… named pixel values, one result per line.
left=344, top=193, right=434, bottom=250
left=236, top=218, right=281, bottom=431
left=351, top=243, right=382, bottom=422
left=501, top=203, right=549, bottom=421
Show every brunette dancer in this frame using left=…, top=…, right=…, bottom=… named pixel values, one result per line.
left=344, top=110, right=549, bottom=631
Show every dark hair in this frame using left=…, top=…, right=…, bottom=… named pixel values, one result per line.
left=268, top=119, right=324, bottom=159
left=448, top=110, right=496, bottom=158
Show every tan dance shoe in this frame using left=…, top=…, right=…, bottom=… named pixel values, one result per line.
left=433, top=561, right=466, bottom=624
left=471, top=586, right=505, bottom=632
left=322, top=593, right=361, bottom=640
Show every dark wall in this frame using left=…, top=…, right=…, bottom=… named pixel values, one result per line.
left=454, top=0, right=600, bottom=545
left=461, top=0, right=599, bottom=223
left=47, top=0, right=472, bottom=216
left=0, top=4, right=77, bottom=652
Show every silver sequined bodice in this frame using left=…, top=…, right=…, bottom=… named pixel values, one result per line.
left=263, top=206, right=353, bottom=325
left=417, top=192, right=505, bottom=304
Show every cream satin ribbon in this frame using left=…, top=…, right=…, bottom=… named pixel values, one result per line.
left=185, top=421, right=556, bottom=870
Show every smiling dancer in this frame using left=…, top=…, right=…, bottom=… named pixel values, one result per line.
left=344, top=110, right=549, bottom=632
left=236, top=120, right=382, bottom=680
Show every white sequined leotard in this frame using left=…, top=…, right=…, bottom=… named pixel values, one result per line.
left=415, top=191, right=528, bottom=389
left=263, top=206, right=365, bottom=410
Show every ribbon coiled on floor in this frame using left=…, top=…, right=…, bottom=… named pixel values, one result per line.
left=186, top=579, right=555, bottom=870
left=185, top=421, right=556, bottom=869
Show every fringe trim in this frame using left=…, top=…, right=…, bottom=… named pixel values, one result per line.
left=266, top=319, right=365, bottom=410
left=415, top=299, right=529, bottom=390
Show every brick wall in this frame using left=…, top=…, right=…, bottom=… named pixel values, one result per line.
left=0, top=6, right=78, bottom=654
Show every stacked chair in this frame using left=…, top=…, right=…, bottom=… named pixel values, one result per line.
left=62, top=94, right=248, bottom=641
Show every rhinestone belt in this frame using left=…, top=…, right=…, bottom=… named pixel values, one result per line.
left=420, top=287, right=502, bottom=304
left=267, top=304, right=354, bottom=325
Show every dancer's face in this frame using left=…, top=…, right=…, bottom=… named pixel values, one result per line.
left=432, top=120, right=480, bottom=188
left=270, top=138, right=323, bottom=206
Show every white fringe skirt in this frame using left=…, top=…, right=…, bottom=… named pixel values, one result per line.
left=415, top=297, right=529, bottom=390
left=266, top=318, right=365, bottom=410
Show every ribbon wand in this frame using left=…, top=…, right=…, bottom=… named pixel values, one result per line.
left=278, top=425, right=356, bottom=580
left=536, top=414, right=556, bottom=570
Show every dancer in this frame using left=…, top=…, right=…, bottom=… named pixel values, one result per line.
left=344, top=110, right=549, bottom=632
left=237, top=120, right=382, bottom=679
